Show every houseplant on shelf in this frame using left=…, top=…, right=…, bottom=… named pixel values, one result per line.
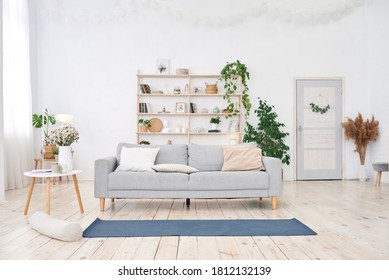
left=243, top=97, right=290, bottom=165
left=210, top=116, right=221, bottom=131
left=219, top=60, right=251, bottom=118
left=47, top=124, right=80, bottom=171
left=341, top=113, right=379, bottom=181
left=32, top=109, right=56, bottom=159
left=138, top=119, right=151, bottom=132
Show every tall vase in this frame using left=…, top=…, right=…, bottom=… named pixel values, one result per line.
left=358, top=164, right=367, bottom=181
left=58, top=146, right=73, bottom=172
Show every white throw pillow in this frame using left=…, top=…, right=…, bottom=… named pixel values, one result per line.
left=116, top=147, right=160, bottom=172
left=152, top=164, right=199, bottom=174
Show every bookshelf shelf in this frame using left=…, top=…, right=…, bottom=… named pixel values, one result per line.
left=136, top=70, right=242, bottom=144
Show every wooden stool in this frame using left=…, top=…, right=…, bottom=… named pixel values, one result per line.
left=372, top=162, right=388, bottom=187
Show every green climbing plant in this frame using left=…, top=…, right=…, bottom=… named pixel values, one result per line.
left=243, top=97, right=290, bottom=165
left=220, top=60, right=251, bottom=118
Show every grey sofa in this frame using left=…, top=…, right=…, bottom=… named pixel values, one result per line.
left=95, top=143, right=282, bottom=211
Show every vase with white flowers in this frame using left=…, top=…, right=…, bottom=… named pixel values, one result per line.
left=47, top=124, right=80, bottom=172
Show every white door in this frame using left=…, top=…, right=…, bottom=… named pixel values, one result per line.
left=296, top=79, right=342, bottom=180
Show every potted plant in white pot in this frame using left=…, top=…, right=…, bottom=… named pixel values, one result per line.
left=210, top=116, right=221, bottom=130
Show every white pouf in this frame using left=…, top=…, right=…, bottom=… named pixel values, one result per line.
left=29, top=211, right=82, bottom=242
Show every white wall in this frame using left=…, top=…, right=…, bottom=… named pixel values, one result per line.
left=368, top=0, right=389, bottom=183
left=33, top=1, right=385, bottom=181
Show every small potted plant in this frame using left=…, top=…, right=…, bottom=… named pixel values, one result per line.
left=210, top=116, right=221, bottom=130
left=139, top=140, right=150, bottom=145
left=138, top=119, right=151, bottom=132
left=52, top=147, right=59, bottom=161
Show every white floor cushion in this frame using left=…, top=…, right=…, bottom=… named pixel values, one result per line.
left=29, top=211, right=82, bottom=242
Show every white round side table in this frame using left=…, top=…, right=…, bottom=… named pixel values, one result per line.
left=23, top=170, right=84, bottom=215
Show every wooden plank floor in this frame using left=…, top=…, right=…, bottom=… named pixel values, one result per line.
left=0, top=180, right=388, bottom=260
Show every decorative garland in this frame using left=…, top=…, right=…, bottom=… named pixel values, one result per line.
left=309, top=102, right=330, bottom=114
left=40, top=0, right=366, bottom=26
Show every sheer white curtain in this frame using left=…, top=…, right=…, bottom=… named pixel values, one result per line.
left=3, top=0, right=33, bottom=190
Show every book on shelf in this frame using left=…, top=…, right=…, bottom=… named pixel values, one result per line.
left=139, top=103, right=151, bottom=113
left=190, top=103, right=197, bottom=113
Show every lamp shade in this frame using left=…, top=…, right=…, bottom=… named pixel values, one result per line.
left=56, top=114, right=73, bottom=124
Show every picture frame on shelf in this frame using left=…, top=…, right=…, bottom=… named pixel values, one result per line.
left=175, top=102, right=186, bottom=113
left=156, top=59, right=170, bottom=75
left=228, top=119, right=239, bottom=132
left=140, top=84, right=151, bottom=94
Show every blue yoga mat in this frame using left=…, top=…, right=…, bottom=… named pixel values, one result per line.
left=83, top=218, right=316, bottom=237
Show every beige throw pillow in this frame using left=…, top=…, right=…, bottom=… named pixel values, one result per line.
left=222, top=146, right=266, bottom=171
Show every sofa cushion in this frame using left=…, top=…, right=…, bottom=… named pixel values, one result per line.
left=222, top=146, right=265, bottom=171
left=188, top=144, right=224, bottom=171
left=117, top=143, right=188, bottom=165
left=189, top=171, right=269, bottom=191
left=152, top=164, right=199, bottom=174
left=108, top=171, right=189, bottom=191
left=116, top=147, right=160, bottom=172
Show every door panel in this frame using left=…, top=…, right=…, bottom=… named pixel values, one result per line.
left=296, top=79, right=342, bottom=180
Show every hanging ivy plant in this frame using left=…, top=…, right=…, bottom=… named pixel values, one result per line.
left=220, top=60, right=251, bottom=118
left=309, top=102, right=330, bottom=114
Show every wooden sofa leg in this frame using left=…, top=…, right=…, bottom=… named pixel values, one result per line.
left=111, top=198, right=115, bottom=202
left=100, top=198, right=105, bottom=212
left=186, top=198, right=190, bottom=208
left=271, top=196, right=277, bottom=210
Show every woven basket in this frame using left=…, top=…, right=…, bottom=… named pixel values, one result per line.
left=205, top=84, right=218, bottom=94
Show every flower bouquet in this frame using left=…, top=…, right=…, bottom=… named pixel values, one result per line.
left=47, top=124, right=80, bottom=146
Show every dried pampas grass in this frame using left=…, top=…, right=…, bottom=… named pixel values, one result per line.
left=341, top=113, right=379, bottom=165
